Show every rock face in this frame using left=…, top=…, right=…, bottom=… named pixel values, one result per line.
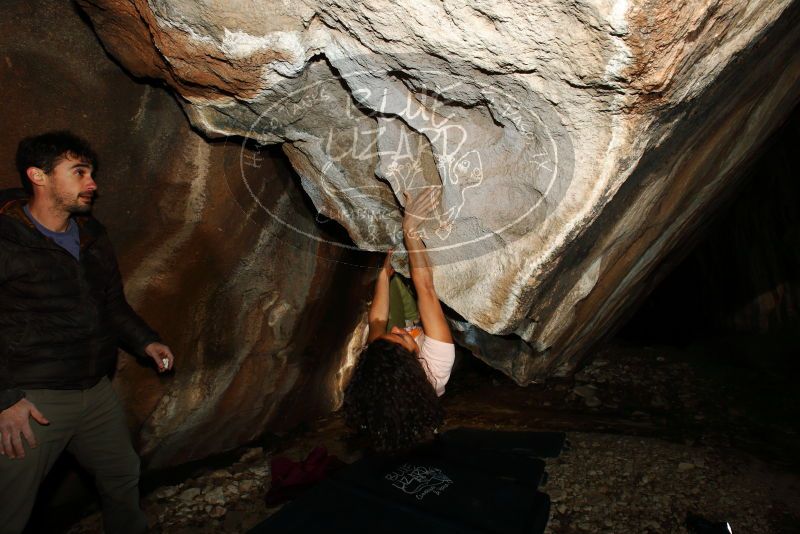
left=622, top=105, right=800, bottom=344
left=1, top=0, right=373, bottom=468
left=5, top=0, right=800, bottom=469
left=77, top=0, right=800, bottom=382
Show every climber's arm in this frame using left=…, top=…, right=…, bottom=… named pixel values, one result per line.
left=403, top=193, right=453, bottom=344
left=367, top=251, right=393, bottom=343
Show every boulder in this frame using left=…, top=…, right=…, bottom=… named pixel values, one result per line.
left=77, top=0, right=800, bottom=382
left=0, top=0, right=373, bottom=467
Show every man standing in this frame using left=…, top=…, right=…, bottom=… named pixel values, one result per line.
left=0, top=131, right=174, bottom=533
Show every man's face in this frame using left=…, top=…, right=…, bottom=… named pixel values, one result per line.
left=41, top=154, right=97, bottom=214
left=379, top=326, right=420, bottom=355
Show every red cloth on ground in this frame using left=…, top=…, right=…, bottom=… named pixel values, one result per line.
left=265, top=446, right=343, bottom=505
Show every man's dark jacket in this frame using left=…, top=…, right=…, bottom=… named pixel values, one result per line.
left=0, top=188, right=160, bottom=411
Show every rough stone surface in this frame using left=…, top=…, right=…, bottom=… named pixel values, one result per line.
left=65, top=343, right=800, bottom=533
left=621, top=105, right=800, bottom=340
left=0, top=0, right=374, bottom=468
left=540, top=433, right=796, bottom=534
left=67, top=434, right=799, bottom=533
left=5, top=0, right=800, bottom=479
left=77, top=0, right=800, bottom=382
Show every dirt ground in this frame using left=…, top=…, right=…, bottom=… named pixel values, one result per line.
left=65, top=342, right=800, bottom=533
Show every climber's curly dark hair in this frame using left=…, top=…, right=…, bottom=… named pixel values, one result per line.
left=343, top=338, right=444, bottom=453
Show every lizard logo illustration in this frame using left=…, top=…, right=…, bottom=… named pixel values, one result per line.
left=382, top=123, right=485, bottom=241
left=385, top=463, right=453, bottom=500
left=316, top=118, right=485, bottom=242
left=234, top=55, right=575, bottom=265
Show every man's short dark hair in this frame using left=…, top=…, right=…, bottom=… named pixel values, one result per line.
left=15, top=131, right=98, bottom=195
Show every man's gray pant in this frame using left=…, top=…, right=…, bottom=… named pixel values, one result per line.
left=0, top=377, right=147, bottom=534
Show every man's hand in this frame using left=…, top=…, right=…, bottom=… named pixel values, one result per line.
left=144, top=342, right=175, bottom=373
left=0, top=398, right=49, bottom=459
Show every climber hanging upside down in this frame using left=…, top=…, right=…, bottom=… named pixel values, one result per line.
left=343, top=190, right=456, bottom=452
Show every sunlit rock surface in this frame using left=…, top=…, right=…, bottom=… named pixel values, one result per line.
left=1, top=0, right=372, bottom=468
left=77, top=0, right=800, bottom=382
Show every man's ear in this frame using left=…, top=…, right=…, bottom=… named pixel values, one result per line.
left=26, top=167, right=47, bottom=188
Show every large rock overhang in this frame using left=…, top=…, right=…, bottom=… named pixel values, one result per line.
left=77, top=0, right=800, bottom=383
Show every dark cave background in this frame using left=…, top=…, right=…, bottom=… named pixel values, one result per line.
left=606, top=103, right=800, bottom=446
left=619, top=103, right=800, bottom=353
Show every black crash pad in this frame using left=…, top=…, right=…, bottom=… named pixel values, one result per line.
left=440, top=428, right=566, bottom=458
left=249, top=430, right=564, bottom=533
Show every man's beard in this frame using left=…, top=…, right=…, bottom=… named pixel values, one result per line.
left=67, top=202, right=92, bottom=214
left=54, top=192, right=93, bottom=214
